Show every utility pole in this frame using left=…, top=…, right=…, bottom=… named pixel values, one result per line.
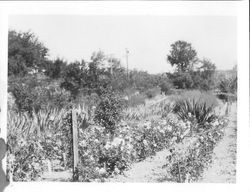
left=109, top=54, right=114, bottom=75
left=126, top=48, right=129, bottom=80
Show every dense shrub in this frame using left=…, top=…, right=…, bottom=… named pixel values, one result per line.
left=94, top=90, right=124, bottom=135
left=60, top=61, right=87, bottom=97
left=159, top=81, right=173, bottom=95
left=168, top=72, right=194, bottom=89
left=44, top=58, right=67, bottom=79
left=9, top=76, right=71, bottom=114
left=145, top=87, right=160, bottom=99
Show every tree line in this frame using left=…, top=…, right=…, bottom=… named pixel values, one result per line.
left=8, top=30, right=236, bottom=114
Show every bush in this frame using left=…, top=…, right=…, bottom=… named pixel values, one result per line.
left=159, top=81, right=173, bottom=95
left=9, top=78, right=71, bottom=115
left=166, top=117, right=228, bottom=182
left=145, top=87, right=160, bottom=99
left=94, top=90, right=124, bottom=135
left=77, top=116, right=186, bottom=181
left=168, top=72, right=194, bottom=89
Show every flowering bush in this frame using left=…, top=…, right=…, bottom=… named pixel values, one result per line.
left=75, top=114, right=191, bottom=181
left=7, top=135, right=46, bottom=181
left=164, top=117, right=228, bottom=182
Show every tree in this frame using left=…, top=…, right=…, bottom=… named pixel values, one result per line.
left=199, top=59, right=216, bottom=79
left=86, top=51, right=112, bottom=94
left=45, top=58, right=67, bottom=79
left=192, top=58, right=216, bottom=90
left=167, top=72, right=193, bottom=89
left=8, top=30, right=49, bottom=76
left=60, top=61, right=87, bottom=97
left=167, top=40, right=198, bottom=72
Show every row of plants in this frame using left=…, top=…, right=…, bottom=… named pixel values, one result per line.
left=7, top=90, right=230, bottom=182
left=164, top=117, right=228, bottom=182
left=71, top=91, right=229, bottom=182
left=75, top=116, right=190, bottom=182
left=164, top=90, right=229, bottom=182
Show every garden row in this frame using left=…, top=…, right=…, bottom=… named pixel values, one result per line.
left=7, top=90, right=230, bottom=182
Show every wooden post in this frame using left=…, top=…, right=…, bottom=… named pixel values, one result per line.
left=177, top=162, right=182, bottom=183
left=72, top=109, right=79, bottom=181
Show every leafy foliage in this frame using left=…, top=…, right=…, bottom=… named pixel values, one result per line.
left=165, top=117, right=228, bottom=182
left=60, top=61, right=87, bottom=97
left=94, top=89, right=125, bottom=135
left=8, top=30, right=48, bottom=76
left=9, top=75, right=71, bottom=114
left=167, top=40, right=198, bottom=72
left=173, top=91, right=218, bottom=130
left=44, top=58, right=67, bottom=79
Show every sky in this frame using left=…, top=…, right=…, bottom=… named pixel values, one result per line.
left=9, top=15, right=237, bottom=74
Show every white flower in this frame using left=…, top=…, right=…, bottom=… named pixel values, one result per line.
left=19, top=138, right=27, bottom=147
left=112, top=137, right=125, bottom=147
left=144, top=121, right=151, bottom=129
left=186, top=121, right=191, bottom=128
left=79, top=140, right=87, bottom=147
left=114, top=167, right=120, bottom=174
left=156, top=126, right=161, bottom=130
left=126, top=143, right=133, bottom=151
left=172, top=136, right=177, bottom=142
left=166, top=125, right=172, bottom=132
left=161, top=120, right=167, bottom=126
left=143, top=139, right=148, bottom=146
left=89, top=155, right=94, bottom=161
left=158, top=128, right=164, bottom=134
left=183, top=129, right=190, bottom=136
left=104, top=141, right=112, bottom=150
left=98, top=167, right=106, bottom=175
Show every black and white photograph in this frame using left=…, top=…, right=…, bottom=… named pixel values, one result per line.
left=0, top=1, right=249, bottom=192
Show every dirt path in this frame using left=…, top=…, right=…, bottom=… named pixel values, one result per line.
left=107, top=102, right=237, bottom=183
left=106, top=149, right=171, bottom=182
left=199, top=102, right=237, bottom=183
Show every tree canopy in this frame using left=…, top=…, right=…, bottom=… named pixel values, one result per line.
left=8, top=30, right=49, bottom=76
left=167, top=40, right=198, bottom=72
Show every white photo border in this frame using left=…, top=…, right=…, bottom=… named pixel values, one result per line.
left=0, top=1, right=249, bottom=192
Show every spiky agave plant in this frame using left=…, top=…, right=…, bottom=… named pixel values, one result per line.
left=173, top=91, right=218, bottom=131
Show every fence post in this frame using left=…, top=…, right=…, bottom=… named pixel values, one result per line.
left=72, top=109, right=79, bottom=181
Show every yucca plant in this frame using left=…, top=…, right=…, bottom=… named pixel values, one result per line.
left=173, top=91, right=218, bottom=132
left=173, top=99, right=217, bottom=125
